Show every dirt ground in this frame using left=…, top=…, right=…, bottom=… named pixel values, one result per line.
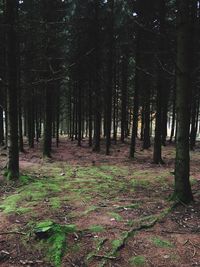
left=0, top=138, right=200, bottom=267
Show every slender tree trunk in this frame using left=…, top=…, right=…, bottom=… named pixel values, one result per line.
left=6, top=0, right=19, bottom=179
left=170, top=89, right=176, bottom=143
left=143, top=88, right=151, bottom=149
left=0, top=104, right=4, bottom=146
left=130, top=30, right=140, bottom=158
left=153, top=0, right=166, bottom=164
left=93, top=0, right=101, bottom=152
left=43, top=86, right=52, bottom=157
left=106, top=0, right=114, bottom=155
left=121, top=50, right=128, bottom=143
left=88, top=83, right=93, bottom=147
left=174, top=0, right=193, bottom=203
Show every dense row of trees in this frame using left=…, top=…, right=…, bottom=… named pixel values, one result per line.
left=0, top=0, right=199, bottom=203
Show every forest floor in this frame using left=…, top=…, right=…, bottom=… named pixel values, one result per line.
left=0, top=139, right=200, bottom=267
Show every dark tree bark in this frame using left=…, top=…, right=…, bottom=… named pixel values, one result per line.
left=121, top=49, right=128, bottom=143
left=0, top=104, right=4, bottom=146
left=142, top=87, right=151, bottom=149
left=88, top=82, right=93, bottom=147
left=130, top=30, right=140, bottom=158
left=106, top=0, right=114, bottom=155
left=153, top=0, right=166, bottom=164
left=93, top=0, right=101, bottom=152
left=5, top=0, right=19, bottom=179
left=43, top=85, right=52, bottom=157
left=169, top=88, right=176, bottom=143
left=174, top=0, right=193, bottom=203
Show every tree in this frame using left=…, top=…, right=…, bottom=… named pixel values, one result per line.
left=173, top=0, right=193, bottom=203
left=5, top=0, right=19, bottom=179
left=153, top=0, right=166, bottom=164
left=105, top=0, right=114, bottom=155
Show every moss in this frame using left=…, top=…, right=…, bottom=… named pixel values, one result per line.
left=116, top=203, right=140, bottom=210
left=0, top=174, right=67, bottom=215
left=130, top=179, right=150, bottom=188
left=190, top=177, right=197, bottom=186
left=19, top=175, right=32, bottom=185
left=49, top=197, right=61, bottom=209
left=152, top=237, right=173, bottom=248
left=89, top=225, right=105, bottom=233
left=129, top=255, right=146, bottom=266
left=86, top=238, right=107, bottom=262
left=76, top=167, right=113, bottom=180
left=46, top=225, right=66, bottom=267
left=34, top=221, right=77, bottom=267
left=111, top=239, right=123, bottom=251
left=0, top=194, right=22, bottom=213
left=99, top=165, right=129, bottom=176
left=83, top=205, right=98, bottom=215
left=109, top=212, right=123, bottom=221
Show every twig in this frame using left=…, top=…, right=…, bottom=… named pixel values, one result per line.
left=189, top=240, right=197, bottom=258
left=66, top=257, right=79, bottom=267
left=94, top=255, right=117, bottom=260
left=161, top=230, right=188, bottom=234
left=0, top=231, right=26, bottom=235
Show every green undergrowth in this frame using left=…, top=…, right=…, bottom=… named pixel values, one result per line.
left=34, top=221, right=77, bottom=267
left=88, top=225, right=105, bottom=233
left=129, top=255, right=146, bottom=266
left=0, top=164, right=172, bottom=220
left=151, top=236, right=173, bottom=248
left=0, top=164, right=134, bottom=215
left=0, top=173, right=65, bottom=214
left=109, top=212, right=123, bottom=221
left=131, top=170, right=169, bottom=186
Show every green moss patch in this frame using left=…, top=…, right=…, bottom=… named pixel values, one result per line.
left=88, top=225, right=105, bottom=233
left=108, top=212, right=123, bottom=221
left=151, top=236, right=173, bottom=248
left=129, top=255, right=146, bottom=266
left=34, top=221, right=77, bottom=267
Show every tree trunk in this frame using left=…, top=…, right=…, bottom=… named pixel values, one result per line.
left=174, top=0, right=193, bottom=203
left=6, top=0, right=19, bottom=179
left=106, top=0, right=114, bottom=155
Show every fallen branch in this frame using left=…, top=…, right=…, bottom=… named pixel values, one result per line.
left=0, top=231, right=26, bottom=236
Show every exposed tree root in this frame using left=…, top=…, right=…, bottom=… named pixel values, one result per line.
left=99, top=205, right=175, bottom=266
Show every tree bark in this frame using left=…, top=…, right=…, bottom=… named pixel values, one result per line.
left=6, top=0, right=19, bottom=179
left=174, top=0, right=193, bottom=203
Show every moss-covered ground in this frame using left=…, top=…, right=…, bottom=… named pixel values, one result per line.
left=0, top=140, right=200, bottom=266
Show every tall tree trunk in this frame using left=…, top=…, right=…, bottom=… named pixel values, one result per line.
left=130, top=30, right=140, bottom=158
left=153, top=0, right=166, bottom=164
left=174, top=0, right=193, bottom=203
left=121, top=50, right=128, bottom=143
left=170, top=88, right=176, bottom=143
left=106, top=0, right=114, bottom=155
left=93, top=0, right=101, bottom=152
left=6, top=0, right=19, bottom=179
left=0, top=103, right=4, bottom=146
left=142, top=88, right=151, bottom=149
left=43, top=86, right=52, bottom=157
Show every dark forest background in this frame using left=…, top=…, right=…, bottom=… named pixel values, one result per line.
left=0, top=0, right=200, bottom=203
